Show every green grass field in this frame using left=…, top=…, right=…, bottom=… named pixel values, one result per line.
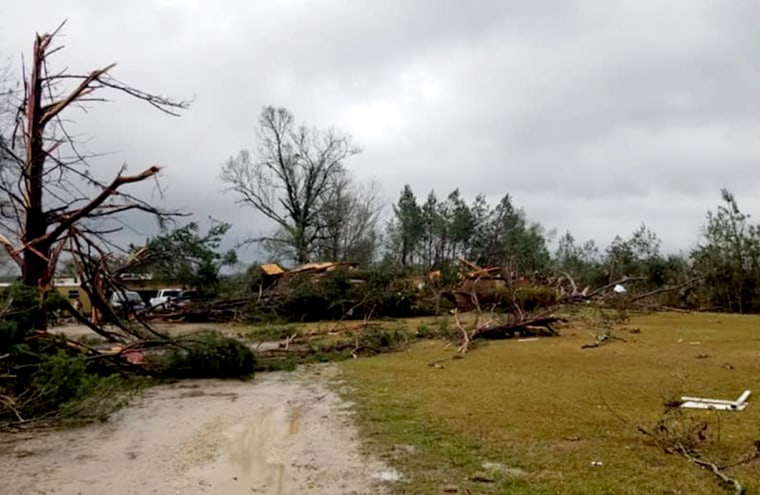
left=341, top=312, right=760, bottom=494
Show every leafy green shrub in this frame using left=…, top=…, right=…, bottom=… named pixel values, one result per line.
left=416, top=324, right=432, bottom=337
left=31, top=350, right=100, bottom=409
left=415, top=318, right=458, bottom=340
left=158, top=331, right=256, bottom=380
left=24, top=350, right=139, bottom=422
left=356, top=324, right=408, bottom=354
left=0, top=285, right=145, bottom=427
left=0, top=283, right=38, bottom=354
left=514, top=286, right=557, bottom=311
left=0, top=283, right=75, bottom=353
left=0, top=320, right=26, bottom=356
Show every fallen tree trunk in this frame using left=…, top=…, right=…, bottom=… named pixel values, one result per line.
left=473, top=314, right=561, bottom=340
left=454, top=309, right=563, bottom=353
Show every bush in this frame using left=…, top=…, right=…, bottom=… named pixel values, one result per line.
left=357, top=324, right=408, bottom=354
left=514, top=286, right=557, bottom=311
left=31, top=350, right=101, bottom=409
left=0, top=283, right=73, bottom=354
left=415, top=317, right=458, bottom=340
left=157, top=331, right=256, bottom=380
left=0, top=283, right=38, bottom=354
left=19, top=350, right=140, bottom=423
left=416, top=324, right=433, bottom=337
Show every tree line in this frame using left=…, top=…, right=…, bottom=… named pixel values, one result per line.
left=1, top=41, right=758, bottom=315
left=217, top=107, right=760, bottom=314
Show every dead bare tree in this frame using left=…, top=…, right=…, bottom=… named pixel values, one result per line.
left=220, top=106, right=361, bottom=264
left=0, top=23, right=189, bottom=329
left=316, top=175, right=382, bottom=264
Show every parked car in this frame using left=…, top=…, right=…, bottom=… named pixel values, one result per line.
left=109, top=290, right=146, bottom=312
left=149, top=288, right=183, bottom=309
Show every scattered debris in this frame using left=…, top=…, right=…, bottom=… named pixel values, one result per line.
left=590, top=460, right=604, bottom=467
left=258, top=261, right=363, bottom=301
left=680, top=390, right=751, bottom=411
left=636, top=404, right=760, bottom=495
left=581, top=330, right=626, bottom=349
left=470, top=471, right=495, bottom=483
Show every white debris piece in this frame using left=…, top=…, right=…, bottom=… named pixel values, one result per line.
left=680, top=390, right=751, bottom=411
left=373, top=469, right=402, bottom=482
left=613, top=284, right=627, bottom=294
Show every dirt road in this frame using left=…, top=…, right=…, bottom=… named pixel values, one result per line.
left=0, top=366, right=395, bottom=495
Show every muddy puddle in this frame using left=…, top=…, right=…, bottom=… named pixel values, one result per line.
left=0, top=365, right=392, bottom=495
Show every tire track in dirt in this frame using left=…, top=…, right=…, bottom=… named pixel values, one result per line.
left=0, top=365, right=393, bottom=495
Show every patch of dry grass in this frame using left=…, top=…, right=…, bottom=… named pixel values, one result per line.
left=342, top=312, right=760, bottom=494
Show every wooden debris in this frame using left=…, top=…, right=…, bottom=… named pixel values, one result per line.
left=581, top=331, right=626, bottom=349
left=454, top=308, right=562, bottom=354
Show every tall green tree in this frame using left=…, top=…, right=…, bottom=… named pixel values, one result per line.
left=471, top=194, right=550, bottom=273
left=691, top=189, right=760, bottom=313
left=388, top=187, right=550, bottom=274
left=446, top=189, right=476, bottom=261
left=388, top=185, right=424, bottom=266
left=420, top=191, right=440, bottom=269
left=134, top=220, right=237, bottom=297
left=554, top=231, right=603, bottom=287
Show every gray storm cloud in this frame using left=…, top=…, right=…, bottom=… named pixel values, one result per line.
left=3, top=0, right=760, bottom=258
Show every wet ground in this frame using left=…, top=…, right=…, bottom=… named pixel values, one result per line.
left=0, top=365, right=393, bottom=495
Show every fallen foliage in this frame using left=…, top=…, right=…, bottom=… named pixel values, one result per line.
left=151, top=330, right=256, bottom=380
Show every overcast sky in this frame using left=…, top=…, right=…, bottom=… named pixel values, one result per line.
left=3, top=0, right=760, bottom=259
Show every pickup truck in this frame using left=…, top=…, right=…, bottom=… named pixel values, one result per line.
left=149, top=289, right=183, bottom=309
